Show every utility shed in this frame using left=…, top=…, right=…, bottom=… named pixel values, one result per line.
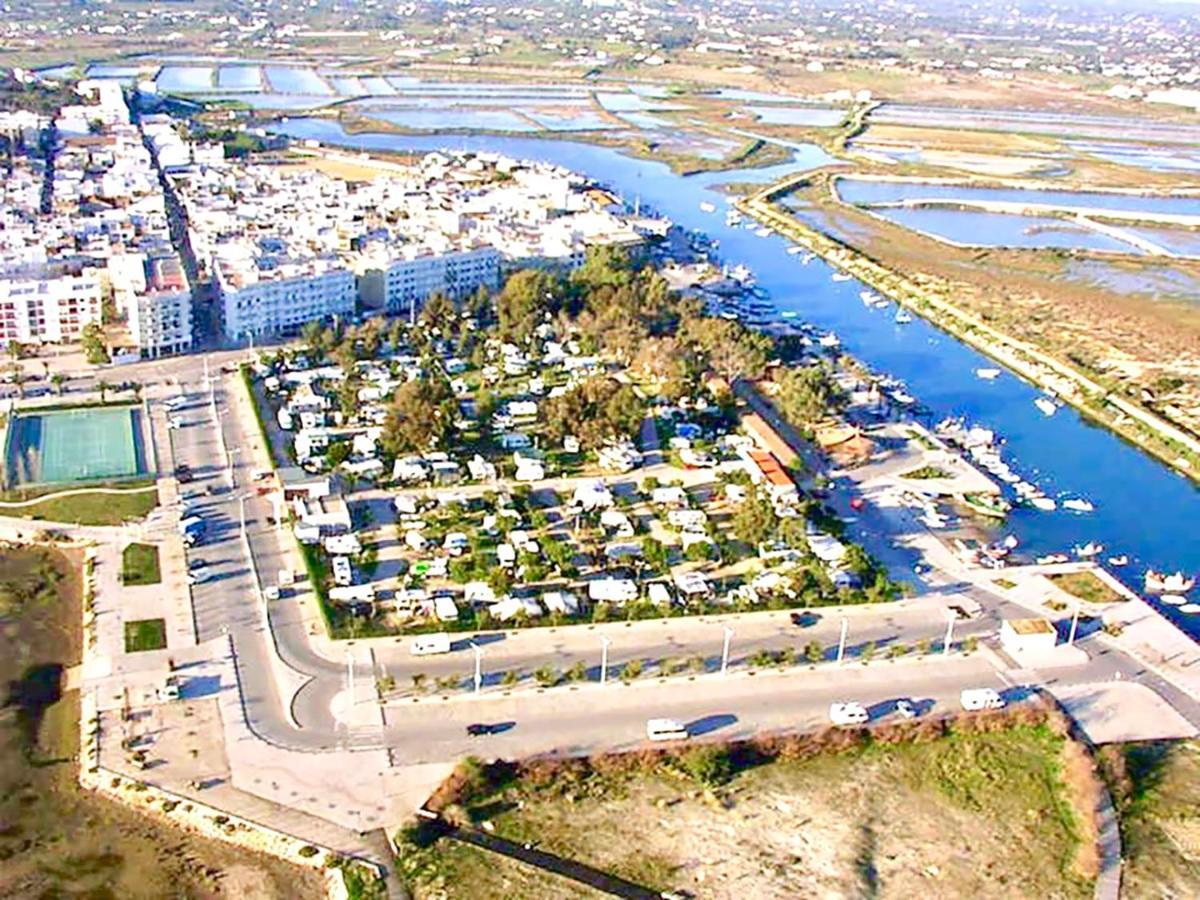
left=1000, top=618, right=1057, bottom=656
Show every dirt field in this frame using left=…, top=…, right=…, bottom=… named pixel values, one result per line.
left=403, top=723, right=1097, bottom=899
left=0, top=544, right=326, bottom=900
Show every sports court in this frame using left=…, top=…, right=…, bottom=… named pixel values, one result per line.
left=3, top=405, right=148, bottom=487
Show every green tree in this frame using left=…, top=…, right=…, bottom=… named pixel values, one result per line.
left=776, top=364, right=844, bottom=427
left=804, top=640, right=824, bottom=664
left=679, top=746, right=732, bottom=787
left=81, top=322, right=108, bottom=365
left=49, top=372, right=67, bottom=395
left=495, top=269, right=562, bottom=343
left=380, top=376, right=454, bottom=456
left=642, top=537, right=669, bottom=573
left=541, top=377, right=643, bottom=450
left=731, top=492, right=779, bottom=546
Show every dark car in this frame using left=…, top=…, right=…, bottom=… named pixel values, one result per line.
left=790, top=611, right=821, bottom=628
left=188, top=558, right=208, bottom=570
left=175, top=465, right=194, bottom=484
left=466, top=723, right=491, bottom=737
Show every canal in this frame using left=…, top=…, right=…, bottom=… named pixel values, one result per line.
left=269, top=118, right=1200, bottom=637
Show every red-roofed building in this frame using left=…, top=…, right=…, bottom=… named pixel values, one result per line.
left=740, top=447, right=799, bottom=503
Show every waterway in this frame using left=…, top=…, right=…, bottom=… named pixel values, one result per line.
left=268, top=118, right=1200, bottom=636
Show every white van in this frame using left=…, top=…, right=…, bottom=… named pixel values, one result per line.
left=829, top=702, right=870, bottom=726
left=331, top=556, right=353, bottom=587
left=646, top=718, right=689, bottom=742
left=411, top=633, right=452, bottom=656
left=960, top=688, right=1005, bottom=711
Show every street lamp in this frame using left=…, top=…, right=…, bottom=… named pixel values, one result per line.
left=720, top=626, right=734, bottom=676
left=599, top=635, right=611, bottom=687
left=943, top=610, right=955, bottom=657
left=1068, top=600, right=1081, bottom=646
left=470, top=641, right=482, bottom=695
left=836, top=617, right=849, bottom=664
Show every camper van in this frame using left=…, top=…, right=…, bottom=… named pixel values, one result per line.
left=410, top=633, right=452, bottom=656
left=960, top=688, right=1005, bottom=711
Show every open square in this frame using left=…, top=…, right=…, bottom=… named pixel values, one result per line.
left=3, top=405, right=148, bottom=488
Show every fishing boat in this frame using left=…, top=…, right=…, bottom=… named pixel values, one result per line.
left=1181, top=604, right=1200, bottom=614
left=780, top=310, right=798, bottom=319
left=975, top=368, right=1001, bottom=380
left=1162, top=594, right=1187, bottom=606
left=1035, top=397, right=1057, bottom=417
left=1073, top=541, right=1103, bottom=558
left=1037, top=553, right=1069, bottom=564
left=895, top=309, right=913, bottom=324
left=700, top=201, right=716, bottom=213
left=1062, top=498, right=1094, bottom=513
left=831, top=272, right=852, bottom=282
left=802, top=253, right=815, bottom=264
left=1107, top=555, right=1128, bottom=567
left=1145, top=570, right=1196, bottom=593
left=963, top=493, right=1010, bottom=518
left=817, top=333, right=841, bottom=348
left=1030, top=496, right=1056, bottom=511
left=890, top=389, right=917, bottom=405
left=754, top=227, right=772, bottom=238
left=786, top=246, right=804, bottom=255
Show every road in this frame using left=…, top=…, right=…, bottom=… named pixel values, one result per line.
left=383, top=652, right=1015, bottom=765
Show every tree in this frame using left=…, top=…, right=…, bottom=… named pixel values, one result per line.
left=541, top=377, right=643, bottom=450
left=680, top=317, right=770, bottom=382
left=731, top=492, right=779, bottom=546
left=326, top=440, right=352, bottom=468
left=777, top=364, right=844, bottom=427
left=96, top=379, right=111, bottom=403
left=641, top=537, right=669, bottom=573
left=380, top=376, right=454, bottom=456
left=419, top=292, right=457, bottom=333
left=804, top=640, right=824, bottom=664
left=495, top=269, right=561, bottom=343
left=679, top=746, right=732, bottom=787
left=50, top=372, right=67, bottom=396
left=81, top=322, right=108, bottom=365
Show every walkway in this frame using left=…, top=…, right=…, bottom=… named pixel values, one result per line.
left=0, top=483, right=158, bottom=509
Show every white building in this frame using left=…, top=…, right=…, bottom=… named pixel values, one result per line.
left=0, top=266, right=103, bottom=345
left=217, top=257, right=356, bottom=340
left=357, top=246, right=500, bottom=318
left=109, top=252, right=193, bottom=357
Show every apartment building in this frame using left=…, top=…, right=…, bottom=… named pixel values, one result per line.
left=109, top=252, right=193, bottom=357
left=357, top=246, right=501, bottom=318
left=216, top=255, right=356, bottom=340
left=0, top=266, right=103, bottom=345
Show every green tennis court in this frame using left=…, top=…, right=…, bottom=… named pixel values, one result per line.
left=4, top=406, right=148, bottom=487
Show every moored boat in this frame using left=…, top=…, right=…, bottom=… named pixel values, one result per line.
left=975, top=368, right=1001, bottom=380
left=1073, top=541, right=1103, bottom=558
left=1107, top=555, right=1128, bottom=567
left=1063, top=498, right=1094, bottom=513
left=962, top=493, right=1010, bottom=518
left=1035, top=397, right=1057, bottom=417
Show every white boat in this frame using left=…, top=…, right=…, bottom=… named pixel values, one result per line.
left=1037, top=553, right=1069, bottom=565
left=755, top=227, right=772, bottom=237
left=787, top=246, right=804, bottom=255
left=700, top=201, right=716, bottom=213
left=802, top=253, right=815, bottom=264
left=1181, top=603, right=1200, bottom=614
left=895, top=309, right=913, bottom=324
left=1030, top=497, right=1056, bottom=511
left=1145, top=570, right=1196, bottom=593
left=831, top=272, right=852, bottom=282
left=1062, top=498, right=1094, bottom=513
left=817, top=333, right=841, bottom=348
left=1035, top=397, right=1058, bottom=417
left=1162, top=594, right=1187, bottom=606
left=1107, top=555, right=1128, bottom=567
left=975, top=368, right=1001, bottom=380
left=780, top=311, right=798, bottom=319
left=1074, top=541, right=1103, bottom=558
left=890, top=390, right=917, bottom=405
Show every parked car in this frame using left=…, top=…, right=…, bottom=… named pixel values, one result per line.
left=895, top=699, right=917, bottom=719
left=960, top=688, right=1005, bottom=711
left=175, top=464, right=193, bottom=484
left=187, top=557, right=208, bottom=570
left=829, top=702, right=869, bottom=726
left=646, top=718, right=689, bottom=741
left=466, top=723, right=493, bottom=737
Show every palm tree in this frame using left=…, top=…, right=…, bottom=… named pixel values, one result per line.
left=50, top=373, right=67, bottom=396
left=96, top=379, right=110, bottom=403
left=40, top=360, right=49, bottom=379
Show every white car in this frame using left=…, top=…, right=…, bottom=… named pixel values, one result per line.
left=646, top=718, right=689, bottom=741
left=331, top=556, right=354, bottom=587
left=895, top=699, right=917, bottom=719
left=829, top=702, right=869, bottom=726
left=187, top=566, right=212, bottom=586
left=167, top=416, right=183, bottom=430
left=960, top=688, right=1005, bottom=711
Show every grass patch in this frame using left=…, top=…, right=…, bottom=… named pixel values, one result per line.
left=120, top=543, right=161, bottom=586
left=14, top=486, right=159, bottom=525
left=1099, top=741, right=1200, bottom=898
left=994, top=578, right=1017, bottom=590
left=899, top=465, right=951, bottom=480
left=123, top=618, right=166, bottom=653
left=1049, top=570, right=1123, bottom=605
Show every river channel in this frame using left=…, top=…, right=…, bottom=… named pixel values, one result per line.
left=269, top=118, right=1200, bottom=636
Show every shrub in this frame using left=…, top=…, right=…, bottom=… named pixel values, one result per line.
left=620, top=660, right=643, bottom=682
left=677, top=745, right=733, bottom=787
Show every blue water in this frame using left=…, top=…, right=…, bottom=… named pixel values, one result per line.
left=355, top=95, right=592, bottom=109
left=525, top=110, right=620, bottom=132
left=156, top=66, right=214, bottom=92
left=193, top=93, right=343, bottom=110
left=838, top=178, right=1200, bottom=219
left=266, top=118, right=1200, bottom=634
left=263, top=66, right=332, bottom=95
left=619, top=112, right=672, bottom=130
left=870, top=207, right=1147, bottom=255
left=596, top=92, right=686, bottom=113
left=327, top=76, right=366, bottom=97
left=366, top=109, right=540, bottom=132
left=1121, top=225, right=1200, bottom=258
left=1068, top=141, right=1200, bottom=174
left=747, top=106, right=846, bottom=127
left=85, top=64, right=144, bottom=80
left=360, top=77, right=396, bottom=96
left=216, top=66, right=262, bottom=90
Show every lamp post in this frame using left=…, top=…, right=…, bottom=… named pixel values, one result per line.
left=836, top=617, right=849, bottom=664
left=720, top=626, right=734, bottom=676
left=599, top=635, right=611, bottom=686
left=1068, top=601, right=1081, bottom=646
left=470, top=641, right=482, bottom=695
left=943, top=611, right=955, bottom=657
